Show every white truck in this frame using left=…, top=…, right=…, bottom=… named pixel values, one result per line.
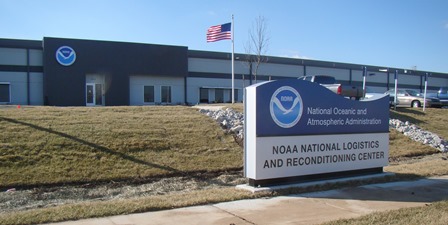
left=298, top=75, right=364, bottom=100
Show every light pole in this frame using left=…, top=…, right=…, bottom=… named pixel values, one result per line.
left=423, top=73, right=429, bottom=112
left=362, top=66, right=376, bottom=99
left=380, top=68, right=395, bottom=110
left=394, top=70, right=398, bottom=110
left=362, top=66, right=367, bottom=98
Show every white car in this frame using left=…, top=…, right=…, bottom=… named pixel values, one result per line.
left=385, top=89, right=441, bottom=108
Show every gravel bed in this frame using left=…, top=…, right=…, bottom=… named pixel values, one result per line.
left=0, top=172, right=246, bottom=213
left=389, top=119, right=447, bottom=152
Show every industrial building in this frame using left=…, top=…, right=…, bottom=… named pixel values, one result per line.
left=1, top=37, right=447, bottom=106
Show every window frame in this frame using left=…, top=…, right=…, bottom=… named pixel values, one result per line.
left=0, top=82, right=11, bottom=103
left=199, top=88, right=209, bottom=103
left=161, top=85, right=172, bottom=104
left=215, top=89, right=224, bottom=103
left=143, top=85, right=155, bottom=103
left=228, top=89, right=238, bottom=103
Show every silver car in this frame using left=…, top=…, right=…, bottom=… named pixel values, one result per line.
left=385, top=89, right=442, bottom=108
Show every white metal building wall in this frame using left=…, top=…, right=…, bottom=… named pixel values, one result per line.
left=189, top=58, right=305, bottom=78
left=358, top=71, right=389, bottom=93
left=255, top=63, right=303, bottom=77
left=0, top=72, right=26, bottom=104
left=351, top=70, right=366, bottom=82
left=0, top=47, right=42, bottom=65
left=362, top=72, right=388, bottom=84
left=0, top=47, right=44, bottom=105
left=29, top=49, right=43, bottom=66
left=29, top=72, right=44, bottom=105
left=0, top=47, right=27, bottom=65
left=428, top=77, right=448, bottom=88
left=186, top=77, right=249, bottom=104
left=395, top=74, right=421, bottom=86
left=129, top=75, right=184, bottom=105
left=306, top=66, right=350, bottom=81
left=188, top=58, right=247, bottom=74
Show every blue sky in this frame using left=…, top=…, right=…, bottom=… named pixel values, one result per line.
left=1, top=0, right=447, bottom=73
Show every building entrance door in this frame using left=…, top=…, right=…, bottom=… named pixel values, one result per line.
left=86, top=83, right=103, bottom=106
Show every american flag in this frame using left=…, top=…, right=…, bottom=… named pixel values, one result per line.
left=206, top=23, right=232, bottom=42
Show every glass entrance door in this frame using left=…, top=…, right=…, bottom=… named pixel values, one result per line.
left=86, top=83, right=94, bottom=106
left=95, top=83, right=103, bottom=105
left=86, top=83, right=103, bottom=106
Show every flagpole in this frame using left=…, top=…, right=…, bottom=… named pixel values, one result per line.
left=231, top=14, right=235, bottom=104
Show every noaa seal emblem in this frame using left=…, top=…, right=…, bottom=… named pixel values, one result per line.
left=270, top=86, right=303, bottom=128
left=56, top=46, right=76, bottom=66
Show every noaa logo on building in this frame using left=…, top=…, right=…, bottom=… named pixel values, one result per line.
left=55, top=46, right=76, bottom=66
left=270, top=86, right=303, bottom=128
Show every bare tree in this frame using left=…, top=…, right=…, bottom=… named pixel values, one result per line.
left=244, top=15, right=270, bottom=84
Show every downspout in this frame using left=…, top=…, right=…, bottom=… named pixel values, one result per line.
left=387, top=72, right=390, bottom=90
left=184, top=75, right=187, bottom=105
left=349, top=69, right=352, bottom=85
left=419, top=74, right=423, bottom=93
left=26, top=49, right=30, bottom=105
left=249, top=63, right=252, bottom=85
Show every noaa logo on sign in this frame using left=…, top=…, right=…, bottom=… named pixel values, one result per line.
left=270, top=86, right=303, bottom=128
left=55, top=46, right=76, bottom=66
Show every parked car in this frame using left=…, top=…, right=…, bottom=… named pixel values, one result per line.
left=364, top=87, right=385, bottom=100
left=385, top=89, right=442, bottom=108
left=424, top=87, right=448, bottom=107
left=298, top=75, right=363, bottom=100
left=363, top=91, right=398, bottom=107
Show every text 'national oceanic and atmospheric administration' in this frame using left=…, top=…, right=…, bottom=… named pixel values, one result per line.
left=306, top=107, right=382, bottom=127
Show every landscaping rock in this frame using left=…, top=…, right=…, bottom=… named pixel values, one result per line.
left=199, top=108, right=244, bottom=143
left=389, top=119, right=448, bottom=152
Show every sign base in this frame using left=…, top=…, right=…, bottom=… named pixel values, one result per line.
left=249, top=167, right=383, bottom=187
left=237, top=172, right=395, bottom=193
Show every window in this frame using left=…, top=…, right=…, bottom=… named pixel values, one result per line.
left=314, top=76, right=336, bottom=84
left=200, top=88, right=209, bottom=103
left=144, top=86, right=154, bottom=103
left=235, top=89, right=239, bottom=102
left=161, top=86, right=171, bottom=103
left=228, top=89, right=238, bottom=102
left=397, top=90, right=406, bottom=97
left=406, top=90, right=419, bottom=97
left=0, top=83, right=10, bottom=103
left=215, top=89, right=224, bottom=103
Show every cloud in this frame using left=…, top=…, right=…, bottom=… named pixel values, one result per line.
left=288, top=54, right=312, bottom=60
left=445, top=22, right=448, bottom=29
left=280, top=50, right=312, bottom=60
left=207, top=11, right=217, bottom=16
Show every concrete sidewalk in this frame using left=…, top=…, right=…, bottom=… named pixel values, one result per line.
left=45, top=175, right=448, bottom=225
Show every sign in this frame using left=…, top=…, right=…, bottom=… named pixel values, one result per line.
left=56, top=46, right=76, bottom=66
left=244, top=79, right=389, bottom=186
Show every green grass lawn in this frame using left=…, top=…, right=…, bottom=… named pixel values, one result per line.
left=0, top=106, right=242, bottom=188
